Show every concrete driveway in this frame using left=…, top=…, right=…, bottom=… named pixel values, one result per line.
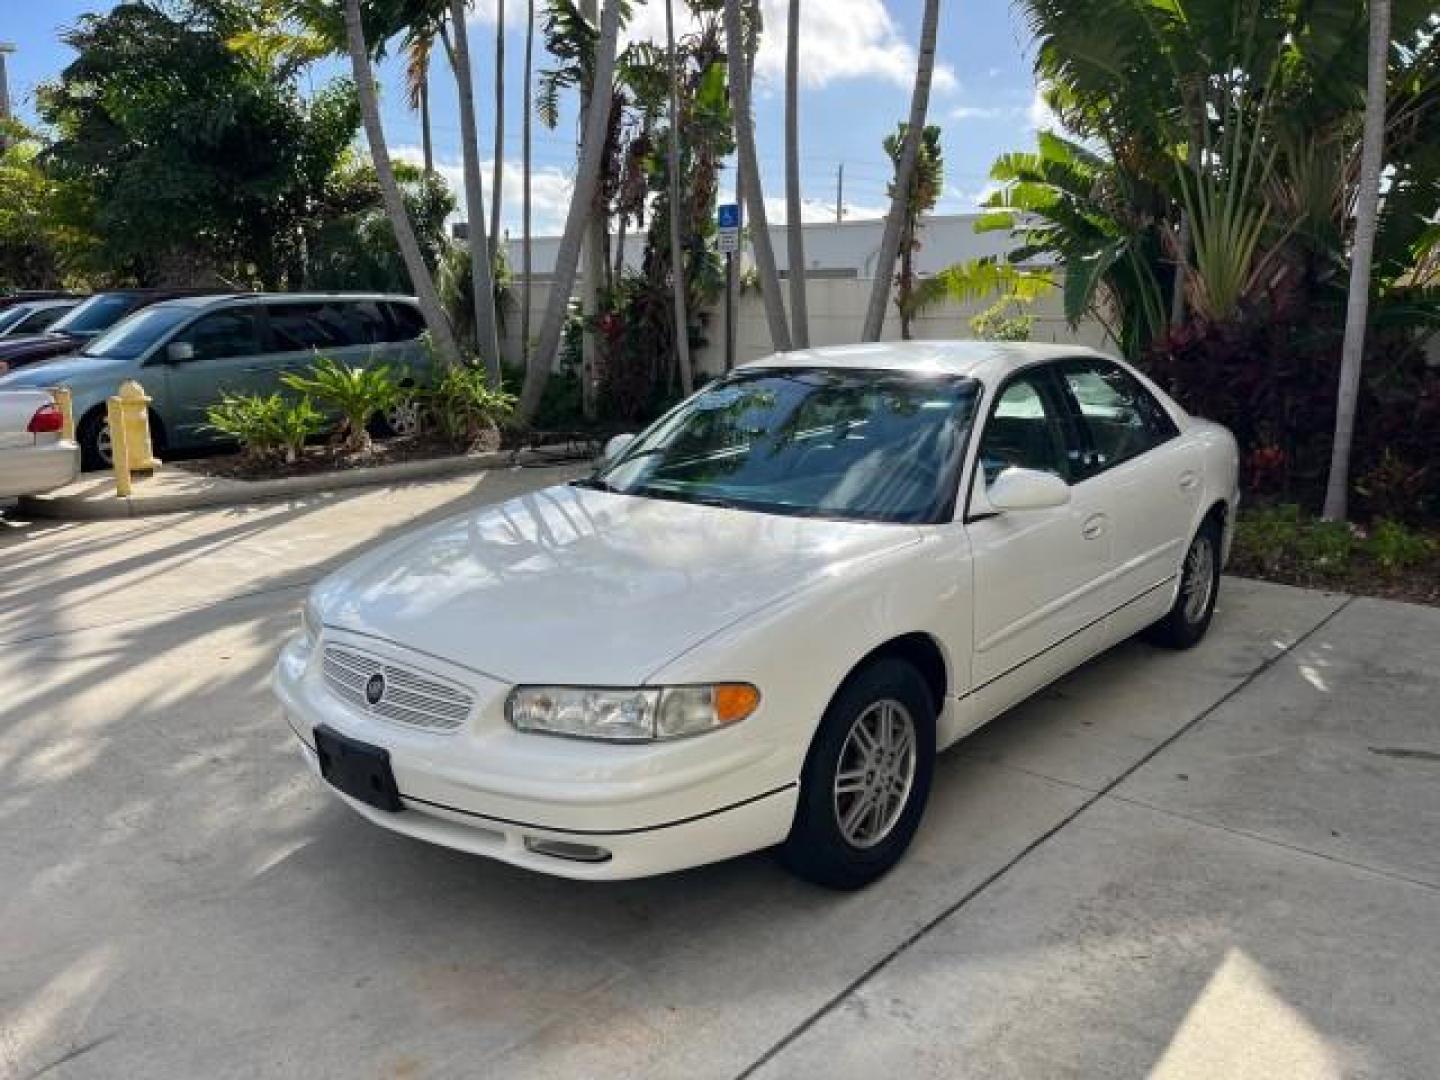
left=2, top=470, right=1437, bottom=1079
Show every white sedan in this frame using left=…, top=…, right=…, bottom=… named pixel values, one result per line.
left=274, top=342, right=1238, bottom=888
left=0, top=389, right=80, bottom=499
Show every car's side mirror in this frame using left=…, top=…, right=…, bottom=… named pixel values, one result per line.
left=986, top=467, right=1071, bottom=512
left=167, top=341, right=196, bottom=363
left=601, top=432, right=636, bottom=463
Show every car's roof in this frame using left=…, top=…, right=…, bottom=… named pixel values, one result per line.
left=742, top=340, right=1111, bottom=383
left=151, top=292, right=420, bottom=312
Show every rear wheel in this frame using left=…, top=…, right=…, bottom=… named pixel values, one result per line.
left=781, top=658, right=935, bottom=889
left=1145, top=518, right=1222, bottom=649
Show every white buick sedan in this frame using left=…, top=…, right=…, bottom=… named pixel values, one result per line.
left=275, top=342, right=1238, bottom=888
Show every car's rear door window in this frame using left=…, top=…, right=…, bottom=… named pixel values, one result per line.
left=1056, top=360, right=1179, bottom=479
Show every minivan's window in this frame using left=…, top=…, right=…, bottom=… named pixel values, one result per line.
left=176, top=309, right=263, bottom=360
left=51, top=294, right=137, bottom=336
left=82, top=305, right=196, bottom=359
left=0, top=306, right=35, bottom=334
left=268, top=303, right=352, bottom=351
left=587, top=368, right=980, bottom=524
left=384, top=302, right=424, bottom=341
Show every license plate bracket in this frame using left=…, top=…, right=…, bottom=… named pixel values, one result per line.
left=313, top=724, right=403, bottom=813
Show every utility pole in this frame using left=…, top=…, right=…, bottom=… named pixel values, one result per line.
left=835, top=162, right=844, bottom=222
left=0, top=43, right=15, bottom=153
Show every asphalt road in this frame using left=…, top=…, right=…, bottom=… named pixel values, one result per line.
left=2, top=469, right=1438, bottom=1079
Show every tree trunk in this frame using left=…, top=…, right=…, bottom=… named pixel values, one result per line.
left=342, top=0, right=462, bottom=368
left=861, top=0, right=940, bottom=341
left=898, top=218, right=914, bottom=340
left=784, top=0, right=809, bottom=348
left=724, top=0, right=791, bottom=352
left=665, top=0, right=695, bottom=394
left=448, top=0, right=503, bottom=382
left=579, top=0, right=604, bottom=419
left=489, top=0, right=505, bottom=267
left=521, top=0, right=534, bottom=373
left=420, top=80, right=434, bottom=175
left=520, top=0, right=622, bottom=422
left=1323, top=0, right=1391, bottom=522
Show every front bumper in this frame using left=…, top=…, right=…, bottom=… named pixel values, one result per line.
left=273, top=630, right=799, bottom=880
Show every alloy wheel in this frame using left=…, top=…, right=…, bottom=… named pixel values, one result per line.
left=833, top=698, right=917, bottom=849
left=1182, top=533, right=1215, bottom=624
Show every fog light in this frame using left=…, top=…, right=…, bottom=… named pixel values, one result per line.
left=523, top=837, right=612, bottom=863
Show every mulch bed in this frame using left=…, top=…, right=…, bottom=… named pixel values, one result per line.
left=1229, top=550, right=1440, bottom=608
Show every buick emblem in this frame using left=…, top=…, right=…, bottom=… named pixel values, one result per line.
left=365, top=672, right=386, bottom=706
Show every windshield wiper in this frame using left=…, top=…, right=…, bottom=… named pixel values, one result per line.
left=570, top=476, right=619, bottom=493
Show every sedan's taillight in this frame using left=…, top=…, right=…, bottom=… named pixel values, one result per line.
left=27, top=403, right=64, bottom=434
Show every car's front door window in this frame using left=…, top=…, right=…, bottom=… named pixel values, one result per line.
left=177, top=310, right=263, bottom=361
left=976, top=373, right=1073, bottom=486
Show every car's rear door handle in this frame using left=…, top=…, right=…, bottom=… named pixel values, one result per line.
left=1082, top=513, right=1107, bottom=540
left=1178, top=470, right=1200, bottom=492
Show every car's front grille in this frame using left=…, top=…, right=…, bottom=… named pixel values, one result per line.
left=322, top=645, right=473, bottom=732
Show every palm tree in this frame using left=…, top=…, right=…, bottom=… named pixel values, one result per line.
left=403, top=28, right=436, bottom=174
left=784, top=0, right=808, bottom=347
left=521, top=0, right=534, bottom=371
left=580, top=0, right=605, bottom=419
left=862, top=0, right=940, bottom=341
left=340, top=0, right=463, bottom=368
left=883, top=122, right=943, bottom=340
left=489, top=0, right=505, bottom=267
left=520, top=0, right=622, bottom=421
left=665, top=0, right=695, bottom=394
left=1323, top=0, right=1392, bottom=521
left=446, top=0, right=503, bottom=381
left=724, top=0, right=791, bottom=352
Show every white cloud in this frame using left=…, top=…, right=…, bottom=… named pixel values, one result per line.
left=951, top=104, right=1014, bottom=121
left=761, top=196, right=889, bottom=225
left=392, top=145, right=576, bottom=237
left=1027, top=83, right=1060, bottom=131
left=948, top=182, right=1001, bottom=210
left=622, top=0, right=957, bottom=93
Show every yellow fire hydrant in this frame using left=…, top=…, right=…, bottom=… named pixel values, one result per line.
left=106, top=380, right=160, bottom=497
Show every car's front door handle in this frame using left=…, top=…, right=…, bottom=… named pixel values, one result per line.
left=1178, top=470, right=1200, bottom=492
left=1082, top=513, right=1107, bottom=540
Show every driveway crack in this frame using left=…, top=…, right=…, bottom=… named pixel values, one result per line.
left=733, top=595, right=1356, bottom=1080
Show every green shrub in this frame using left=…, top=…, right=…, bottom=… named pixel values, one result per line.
left=281, top=356, right=401, bottom=453
left=1295, top=519, right=1354, bottom=572
left=205, top=393, right=324, bottom=464
left=1234, top=504, right=1304, bottom=573
left=1367, top=519, right=1434, bottom=575
left=430, top=365, right=517, bottom=448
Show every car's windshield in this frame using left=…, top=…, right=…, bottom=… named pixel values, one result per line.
left=81, top=305, right=195, bottom=359
left=0, top=306, right=35, bottom=334
left=50, top=294, right=137, bottom=336
left=591, top=367, right=980, bottom=524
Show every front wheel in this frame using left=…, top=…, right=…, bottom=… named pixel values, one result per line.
left=77, top=408, right=114, bottom=472
left=1145, top=518, right=1222, bottom=649
left=781, top=658, right=936, bottom=890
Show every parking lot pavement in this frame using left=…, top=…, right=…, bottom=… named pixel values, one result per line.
left=2, top=472, right=1436, bottom=1079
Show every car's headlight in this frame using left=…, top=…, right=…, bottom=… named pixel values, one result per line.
left=300, top=600, right=322, bottom=648
left=507, top=684, right=760, bottom=742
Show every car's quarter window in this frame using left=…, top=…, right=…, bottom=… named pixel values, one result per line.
left=1057, top=359, right=1179, bottom=479
left=590, top=367, right=980, bottom=524
left=176, top=308, right=264, bottom=361
left=976, top=371, right=1074, bottom=485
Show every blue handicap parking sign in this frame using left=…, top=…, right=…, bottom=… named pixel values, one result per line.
left=717, top=203, right=741, bottom=229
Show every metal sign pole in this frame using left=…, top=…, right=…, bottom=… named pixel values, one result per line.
left=717, top=202, right=741, bottom=372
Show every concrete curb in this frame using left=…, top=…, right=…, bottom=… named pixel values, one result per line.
left=18, top=449, right=578, bottom=520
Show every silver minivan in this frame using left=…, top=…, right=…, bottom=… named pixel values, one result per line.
left=0, top=293, right=433, bottom=468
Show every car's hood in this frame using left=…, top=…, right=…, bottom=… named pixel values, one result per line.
left=314, top=483, right=921, bottom=685
left=0, top=333, right=82, bottom=368
left=0, top=352, right=123, bottom=387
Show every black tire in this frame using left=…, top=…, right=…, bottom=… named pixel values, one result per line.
left=1145, top=517, right=1222, bottom=649
left=77, top=408, right=112, bottom=472
left=781, top=658, right=936, bottom=890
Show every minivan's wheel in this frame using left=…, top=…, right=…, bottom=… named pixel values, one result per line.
left=781, top=658, right=936, bottom=890
left=77, top=408, right=113, bottom=472
left=1145, top=517, right=1222, bottom=649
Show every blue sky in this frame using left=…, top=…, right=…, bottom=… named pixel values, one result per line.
left=2, top=0, right=1049, bottom=234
